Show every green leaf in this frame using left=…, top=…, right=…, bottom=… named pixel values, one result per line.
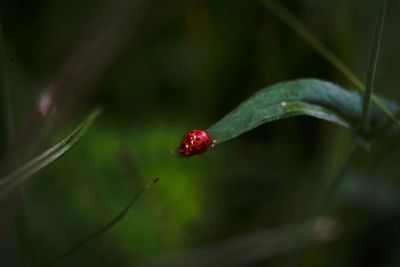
left=0, top=108, right=102, bottom=197
left=260, top=0, right=400, bottom=128
left=207, top=79, right=398, bottom=144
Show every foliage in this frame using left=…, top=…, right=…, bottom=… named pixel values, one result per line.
left=1, top=0, right=400, bottom=267
left=207, top=79, right=398, bottom=144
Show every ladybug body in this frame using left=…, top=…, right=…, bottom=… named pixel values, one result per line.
left=178, top=129, right=211, bottom=157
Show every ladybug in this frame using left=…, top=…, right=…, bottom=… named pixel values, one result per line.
left=178, top=129, right=212, bottom=157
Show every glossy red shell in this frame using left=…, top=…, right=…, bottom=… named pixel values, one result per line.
left=178, top=129, right=211, bottom=157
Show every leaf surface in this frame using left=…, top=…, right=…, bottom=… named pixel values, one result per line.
left=207, top=79, right=398, bottom=143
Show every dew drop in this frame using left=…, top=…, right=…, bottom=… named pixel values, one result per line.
left=211, top=139, right=218, bottom=148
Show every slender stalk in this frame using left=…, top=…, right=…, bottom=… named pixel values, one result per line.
left=260, top=0, right=400, bottom=128
left=0, top=108, right=102, bottom=197
left=261, top=0, right=363, bottom=89
left=362, top=0, right=388, bottom=133
left=40, top=178, right=159, bottom=267
left=286, top=145, right=360, bottom=267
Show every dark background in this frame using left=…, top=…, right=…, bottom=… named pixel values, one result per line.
left=1, top=0, right=400, bottom=266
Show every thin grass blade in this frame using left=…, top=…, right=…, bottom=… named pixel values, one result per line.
left=40, top=178, right=159, bottom=267
left=362, top=0, right=388, bottom=133
left=260, top=0, right=400, bottom=128
left=286, top=145, right=360, bottom=267
left=0, top=108, right=102, bottom=197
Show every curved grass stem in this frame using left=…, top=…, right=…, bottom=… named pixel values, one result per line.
left=286, top=145, right=360, bottom=267
left=260, top=0, right=400, bottom=129
left=362, top=0, right=388, bottom=133
left=0, top=108, right=102, bottom=197
left=40, top=178, right=159, bottom=267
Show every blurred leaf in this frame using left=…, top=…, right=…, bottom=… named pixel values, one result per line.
left=0, top=108, right=102, bottom=197
left=207, top=79, right=398, bottom=144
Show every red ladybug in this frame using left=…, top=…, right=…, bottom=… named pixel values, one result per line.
left=178, top=129, right=211, bottom=157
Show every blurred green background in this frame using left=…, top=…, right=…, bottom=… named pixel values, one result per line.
left=1, top=0, right=400, bottom=266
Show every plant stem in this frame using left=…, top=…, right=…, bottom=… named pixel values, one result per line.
left=0, top=108, right=102, bottom=197
left=261, top=0, right=363, bottom=90
left=260, top=0, right=400, bottom=128
left=286, top=145, right=360, bottom=267
left=40, top=178, right=159, bottom=267
left=362, top=0, right=388, bottom=133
